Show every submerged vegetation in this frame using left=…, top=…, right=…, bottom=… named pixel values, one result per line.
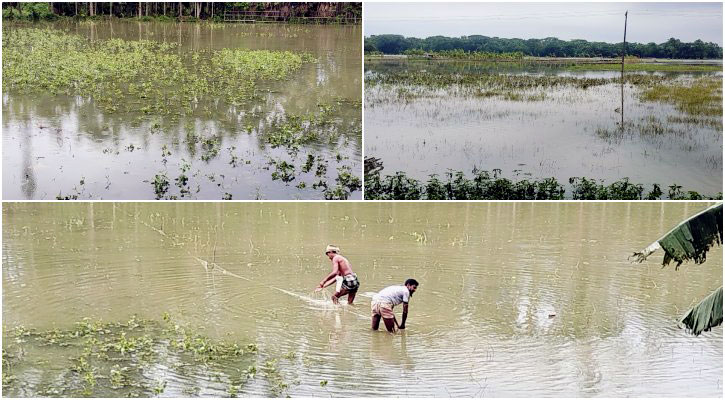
left=3, top=24, right=362, bottom=200
left=364, top=158, right=721, bottom=200
left=641, top=77, right=723, bottom=117
left=567, top=62, right=722, bottom=72
left=365, top=68, right=681, bottom=104
left=2, top=27, right=315, bottom=113
left=2, top=314, right=263, bottom=397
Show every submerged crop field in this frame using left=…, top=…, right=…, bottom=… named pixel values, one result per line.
left=364, top=59, right=723, bottom=199
left=3, top=202, right=723, bottom=397
left=2, top=21, right=362, bottom=199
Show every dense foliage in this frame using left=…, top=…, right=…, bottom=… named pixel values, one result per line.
left=365, top=34, right=723, bottom=59
left=364, top=159, right=721, bottom=200
left=2, top=2, right=361, bottom=23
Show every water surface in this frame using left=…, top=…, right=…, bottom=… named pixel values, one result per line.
left=3, top=202, right=722, bottom=397
left=365, top=60, right=722, bottom=196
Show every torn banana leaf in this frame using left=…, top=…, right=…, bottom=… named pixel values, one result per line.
left=631, top=203, right=722, bottom=268
left=680, top=286, right=723, bottom=336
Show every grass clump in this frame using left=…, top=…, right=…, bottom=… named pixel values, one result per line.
left=568, top=63, right=722, bottom=72
left=641, top=77, right=723, bottom=117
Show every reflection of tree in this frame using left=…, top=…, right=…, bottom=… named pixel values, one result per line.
left=631, top=203, right=722, bottom=335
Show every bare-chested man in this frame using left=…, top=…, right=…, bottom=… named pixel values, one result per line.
left=314, top=245, right=359, bottom=304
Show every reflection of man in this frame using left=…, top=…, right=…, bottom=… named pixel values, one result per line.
left=314, top=245, right=359, bottom=305
left=371, top=279, right=419, bottom=332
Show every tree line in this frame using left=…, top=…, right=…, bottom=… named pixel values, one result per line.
left=365, top=34, right=723, bottom=60
left=2, top=2, right=361, bottom=22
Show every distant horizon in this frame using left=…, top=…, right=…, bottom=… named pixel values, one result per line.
left=365, top=3, right=723, bottom=45
left=364, top=33, right=722, bottom=47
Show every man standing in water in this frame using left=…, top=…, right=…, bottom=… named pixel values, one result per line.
left=371, top=279, right=419, bottom=333
left=314, top=245, right=359, bottom=305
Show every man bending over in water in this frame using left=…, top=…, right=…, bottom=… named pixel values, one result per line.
left=371, top=279, right=419, bottom=332
left=314, top=245, right=359, bottom=305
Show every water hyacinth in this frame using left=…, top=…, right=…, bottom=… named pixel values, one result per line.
left=2, top=27, right=316, bottom=114
left=2, top=314, right=263, bottom=397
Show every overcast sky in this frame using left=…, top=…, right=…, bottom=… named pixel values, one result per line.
left=365, top=2, right=723, bottom=45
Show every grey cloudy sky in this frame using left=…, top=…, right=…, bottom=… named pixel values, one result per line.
left=365, top=2, right=723, bottom=45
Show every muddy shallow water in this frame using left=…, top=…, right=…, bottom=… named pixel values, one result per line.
left=2, top=21, right=362, bottom=200
left=3, top=202, right=722, bottom=397
left=365, top=60, right=722, bottom=196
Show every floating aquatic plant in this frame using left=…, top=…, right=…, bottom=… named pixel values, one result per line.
left=2, top=314, right=260, bottom=397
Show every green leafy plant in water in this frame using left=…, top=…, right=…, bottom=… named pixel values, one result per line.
left=3, top=313, right=259, bottom=397
left=301, top=154, right=315, bottom=173
left=201, top=136, right=222, bottom=162
left=2, top=28, right=316, bottom=115
left=151, top=174, right=170, bottom=199
left=365, top=157, right=718, bottom=200
left=270, top=160, right=296, bottom=183
left=152, top=380, right=166, bottom=396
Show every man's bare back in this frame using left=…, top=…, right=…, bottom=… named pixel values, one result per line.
left=332, top=254, right=354, bottom=277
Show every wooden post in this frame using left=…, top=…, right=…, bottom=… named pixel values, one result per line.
left=621, top=11, right=628, bottom=76
left=621, top=10, right=628, bottom=129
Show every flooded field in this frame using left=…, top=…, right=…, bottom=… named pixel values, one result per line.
left=2, top=21, right=361, bottom=200
left=3, top=202, right=722, bottom=397
left=365, top=60, right=723, bottom=199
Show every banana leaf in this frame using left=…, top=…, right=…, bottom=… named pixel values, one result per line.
left=631, top=203, right=722, bottom=268
left=680, top=286, right=723, bottom=336
left=631, top=203, right=723, bottom=335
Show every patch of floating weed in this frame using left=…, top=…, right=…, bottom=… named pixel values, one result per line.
left=2, top=313, right=258, bottom=397
left=2, top=27, right=316, bottom=114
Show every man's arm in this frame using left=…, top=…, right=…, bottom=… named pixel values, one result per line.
left=317, top=259, right=339, bottom=288
left=399, top=303, right=409, bottom=329
left=320, top=276, right=337, bottom=289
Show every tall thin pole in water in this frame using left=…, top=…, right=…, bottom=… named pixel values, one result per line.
left=621, top=11, right=628, bottom=129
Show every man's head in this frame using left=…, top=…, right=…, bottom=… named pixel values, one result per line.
left=325, top=244, right=340, bottom=260
left=404, top=278, right=419, bottom=295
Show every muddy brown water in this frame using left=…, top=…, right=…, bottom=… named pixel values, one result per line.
left=2, top=21, right=362, bottom=200
left=365, top=60, right=723, bottom=196
left=2, top=202, right=722, bottom=397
